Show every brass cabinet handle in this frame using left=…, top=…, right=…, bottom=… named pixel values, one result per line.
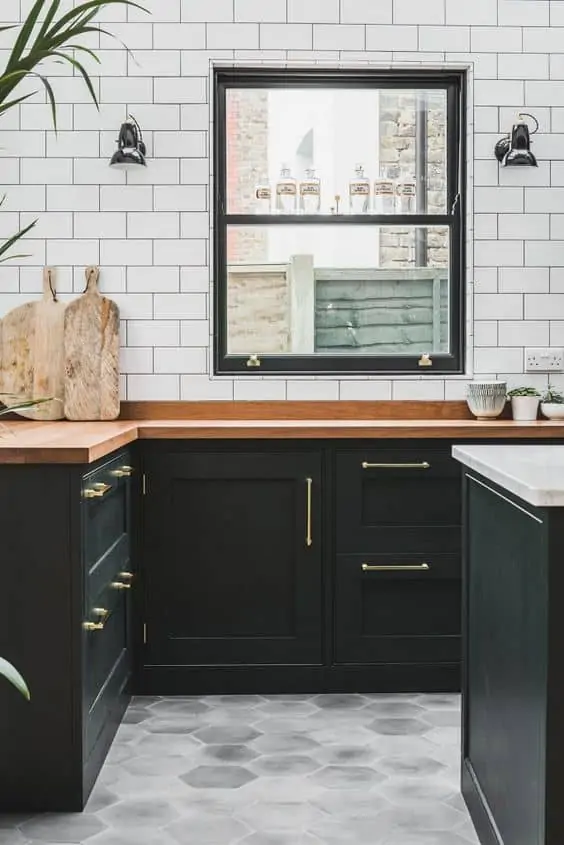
left=111, top=581, right=132, bottom=590
left=306, top=477, right=313, bottom=548
left=362, top=563, right=430, bottom=572
left=83, top=482, right=112, bottom=499
left=361, top=461, right=430, bottom=470
left=111, top=465, right=134, bottom=478
left=83, top=607, right=109, bottom=631
left=118, top=571, right=134, bottom=580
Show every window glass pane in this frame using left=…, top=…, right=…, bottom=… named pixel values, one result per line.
left=225, top=88, right=447, bottom=215
left=226, top=225, right=450, bottom=356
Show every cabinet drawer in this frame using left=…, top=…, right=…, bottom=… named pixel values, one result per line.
left=82, top=451, right=133, bottom=573
left=334, top=552, right=461, bottom=665
left=336, top=448, right=461, bottom=553
left=83, top=589, right=129, bottom=711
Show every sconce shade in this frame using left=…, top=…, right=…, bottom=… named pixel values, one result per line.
left=110, top=119, right=147, bottom=168
left=494, top=118, right=538, bottom=167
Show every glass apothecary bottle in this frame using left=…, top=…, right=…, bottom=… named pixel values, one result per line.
left=254, top=181, right=271, bottom=214
left=349, top=164, right=370, bottom=214
left=299, top=167, right=321, bottom=214
left=275, top=165, right=298, bottom=214
left=396, top=176, right=416, bottom=213
left=373, top=172, right=396, bottom=214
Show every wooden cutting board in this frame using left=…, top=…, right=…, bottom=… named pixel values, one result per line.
left=64, top=266, right=120, bottom=421
left=0, top=268, right=66, bottom=420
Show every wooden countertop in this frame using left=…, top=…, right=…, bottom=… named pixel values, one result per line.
left=2, top=415, right=564, bottom=464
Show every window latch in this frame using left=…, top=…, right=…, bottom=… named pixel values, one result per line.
left=451, top=192, right=460, bottom=215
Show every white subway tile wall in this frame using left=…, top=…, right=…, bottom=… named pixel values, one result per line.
left=2, top=0, right=564, bottom=399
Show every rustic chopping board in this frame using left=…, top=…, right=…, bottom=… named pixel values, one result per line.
left=0, top=268, right=66, bottom=420
left=64, top=265, right=120, bottom=421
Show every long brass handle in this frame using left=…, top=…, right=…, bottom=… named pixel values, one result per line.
left=361, top=461, right=430, bottom=470
left=362, top=563, right=430, bottom=572
left=111, top=465, right=134, bottom=478
left=83, top=482, right=112, bottom=499
left=306, top=477, right=313, bottom=548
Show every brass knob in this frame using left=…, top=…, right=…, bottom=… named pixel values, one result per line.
left=118, top=571, right=134, bottom=580
left=112, top=465, right=134, bottom=478
left=111, top=581, right=132, bottom=590
left=92, top=607, right=109, bottom=617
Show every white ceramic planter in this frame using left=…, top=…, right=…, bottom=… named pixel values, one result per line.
left=540, top=402, right=564, bottom=419
left=511, top=396, right=540, bottom=421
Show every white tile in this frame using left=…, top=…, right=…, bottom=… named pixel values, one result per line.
left=475, top=240, right=524, bottom=267
left=153, top=239, right=207, bottom=266
left=46, top=132, right=99, bottom=158
left=154, top=293, right=207, bottom=320
left=474, top=80, right=524, bottom=106
left=127, top=320, right=180, bottom=346
left=128, top=50, right=181, bottom=77
left=154, top=77, right=207, bottom=105
left=206, top=23, right=259, bottom=49
left=471, top=26, right=522, bottom=53
left=393, top=0, right=442, bottom=24
left=474, top=213, right=497, bottom=240
left=181, top=105, right=211, bottom=130
left=127, top=212, right=180, bottom=239
left=120, top=347, right=153, bottom=374
left=48, top=185, right=100, bottom=213
left=473, top=160, right=499, bottom=187
left=74, top=159, right=125, bottom=185
left=550, top=268, right=564, bottom=293
left=47, top=240, right=99, bottom=266
left=74, top=212, right=126, bottom=239
left=525, top=294, right=564, bottom=319
left=182, top=0, right=234, bottom=20
left=154, top=186, right=207, bottom=211
left=128, top=374, right=180, bottom=400
left=446, top=0, right=497, bottom=24
left=153, top=23, right=206, bottom=49
left=153, top=131, right=207, bottom=158
left=21, top=158, right=73, bottom=185
left=181, top=160, right=210, bottom=185
left=181, top=320, right=211, bottom=347
left=474, top=294, right=523, bottom=320
left=526, top=241, right=564, bottom=267
left=288, top=0, right=339, bottom=22
left=260, top=24, right=313, bottom=49
left=127, top=159, right=181, bottom=186
left=235, top=0, right=286, bottom=22
left=549, top=55, right=564, bottom=80
left=339, top=380, right=392, bottom=400
left=499, top=267, right=549, bottom=293
left=109, top=293, right=153, bottom=319
left=181, top=375, right=234, bottom=399
left=1, top=185, right=45, bottom=212
left=0, top=131, right=45, bottom=158
left=474, top=108, right=500, bottom=133
left=181, top=212, right=211, bottom=239
left=550, top=216, right=564, bottom=241
left=550, top=161, right=564, bottom=185
left=499, top=161, right=550, bottom=188
left=498, top=214, right=549, bottom=240
left=523, top=27, right=564, bottom=53
left=286, top=380, right=340, bottom=400
left=313, top=25, right=364, bottom=50
left=474, top=267, right=498, bottom=293
left=392, top=380, right=445, bottom=400
left=21, top=212, right=72, bottom=240
left=100, top=77, right=153, bottom=103
left=498, top=321, right=549, bottom=346
left=101, top=23, right=153, bottom=48
left=498, top=0, right=549, bottom=26
left=181, top=267, right=210, bottom=292
left=154, top=347, right=207, bottom=374
left=419, top=26, right=469, bottom=52
left=474, top=347, right=523, bottom=373
left=366, top=25, right=417, bottom=50
left=473, top=321, right=498, bottom=346
left=550, top=321, right=564, bottom=344
left=475, top=187, right=523, bottom=213
left=526, top=81, right=564, bottom=106
left=127, top=267, right=180, bottom=293
left=100, top=185, right=153, bottom=212
left=498, top=53, right=548, bottom=80
left=21, top=103, right=73, bottom=131
left=100, top=240, right=153, bottom=266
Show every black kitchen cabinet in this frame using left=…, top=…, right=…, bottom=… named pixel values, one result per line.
left=0, top=450, right=136, bottom=811
left=141, top=450, right=324, bottom=685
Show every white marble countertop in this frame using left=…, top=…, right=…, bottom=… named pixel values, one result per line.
left=452, top=444, right=564, bottom=507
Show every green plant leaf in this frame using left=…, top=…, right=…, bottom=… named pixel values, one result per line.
left=0, top=397, right=52, bottom=415
left=6, top=0, right=45, bottom=69
left=0, top=657, right=30, bottom=700
left=0, top=218, right=37, bottom=263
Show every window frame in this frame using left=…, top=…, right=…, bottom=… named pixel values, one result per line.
left=213, top=66, right=466, bottom=376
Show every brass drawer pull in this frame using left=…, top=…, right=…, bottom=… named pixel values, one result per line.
left=118, top=571, right=134, bottom=580
left=306, top=477, right=313, bottom=548
left=111, top=581, right=132, bottom=590
left=83, top=482, right=112, bottom=499
left=361, top=461, right=430, bottom=470
left=83, top=607, right=109, bottom=631
left=111, top=465, right=134, bottom=478
left=362, top=563, right=430, bottom=572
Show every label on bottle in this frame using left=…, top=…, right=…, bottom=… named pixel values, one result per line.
left=350, top=182, right=370, bottom=196
left=300, top=183, right=320, bottom=196
left=398, top=181, right=416, bottom=196
left=277, top=183, right=297, bottom=196
left=255, top=186, right=271, bottom=200
left=374, top=179, right=395, bottom=196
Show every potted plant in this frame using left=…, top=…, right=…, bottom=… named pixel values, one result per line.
left=507, top=387, right=541, bottom=421
left=0, top=657, right=29, bottom=700
left=540, top=385, right=564, bottom=419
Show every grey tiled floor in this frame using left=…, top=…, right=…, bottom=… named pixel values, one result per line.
left=1, top=693, right=479, bottom=845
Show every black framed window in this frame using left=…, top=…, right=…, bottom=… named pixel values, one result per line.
left=214, top=67, right=465, bottom=375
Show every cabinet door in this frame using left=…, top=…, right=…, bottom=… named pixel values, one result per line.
left=336, top=447, right=461, bottom=553
left=143, top=451, right=323, bottom=666
left=335, top=553, right=461, bottom=665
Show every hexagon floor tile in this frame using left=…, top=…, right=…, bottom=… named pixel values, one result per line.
left=2, top=693, right=479, bottom=844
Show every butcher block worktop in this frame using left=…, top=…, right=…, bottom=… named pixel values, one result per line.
left=1, top=401, right=564, bottom=463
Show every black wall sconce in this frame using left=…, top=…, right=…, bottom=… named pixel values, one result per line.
left=494, top=113, right=539, bottom=167
left=110, top=115, right=147, bottom=168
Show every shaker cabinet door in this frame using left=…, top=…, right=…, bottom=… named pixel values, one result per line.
left=143, top=451, right=323, bottom=667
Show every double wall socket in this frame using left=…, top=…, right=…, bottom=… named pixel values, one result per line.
left=525, top=348, right=564, bottom=372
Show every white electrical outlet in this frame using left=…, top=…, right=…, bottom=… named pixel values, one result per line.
left=525, top=348, right=564, bottom=372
